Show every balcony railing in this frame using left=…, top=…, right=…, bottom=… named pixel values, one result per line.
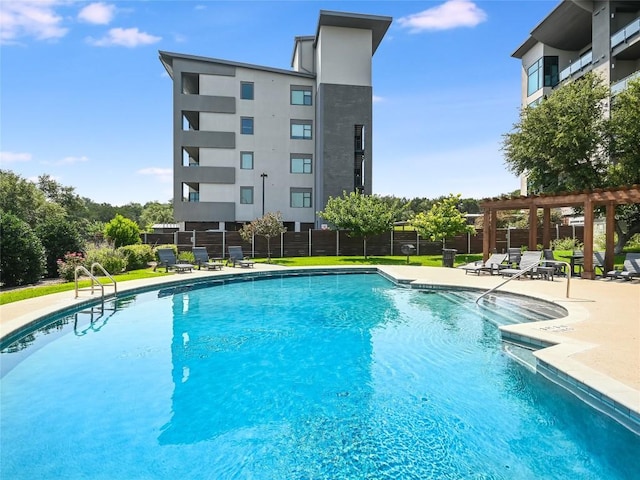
left=559, top=50, right=593, bottom=82
left=611, top=17, right=640, bottom=49
left=611, top=71, right=640, bottom=96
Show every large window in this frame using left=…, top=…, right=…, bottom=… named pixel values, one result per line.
left=240, top=82, right=254, bottom=100
left=188, top=192, right=199, bottom=202
left=241, top=117, right=254, bottom=135
left=291, top=120, right=312, bottom=140
left=290, top=188, right=312, bottom=208
left=291, top=86, right=312, bottom=105
left=290, top=154, right=312, bottom=174
left=240, top=187, right=254, bottom=204
left=527, top=56, right=559, bottom=96
left=240, top=152, right=254, bottom=170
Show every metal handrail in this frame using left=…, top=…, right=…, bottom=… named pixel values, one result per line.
left=74, top=263, right=117, bottom=299
left=90, top=262, right=117, bottom=296
left=475, top=260, right=571, bottom=304
left=75, top=266, right=104, bottom=299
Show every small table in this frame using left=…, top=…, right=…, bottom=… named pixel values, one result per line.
left=535, top=266, right=555, bottom=281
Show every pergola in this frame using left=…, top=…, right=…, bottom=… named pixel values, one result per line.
left=479, top=185, right=640, bottom=279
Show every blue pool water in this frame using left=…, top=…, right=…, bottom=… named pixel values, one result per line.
left=1, top=273, right=638, bottom=479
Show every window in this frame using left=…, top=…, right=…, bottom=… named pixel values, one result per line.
left=291, top=86, right=312, bottom=105
left=291, top=121, right=312, bottom=139
left=290, top=188, right=312, bottom=208
left=241, top=117, right=254, bottom=135
left=240, top=82, right=254, bottom=100
left=290, top=155, right=312, bottom=174
left=240, top=152, right=254, bottom=170
left=527, top=56, right=558, bottom=96
left=188, top=192, right=199, bottom=202
left=240, top=187, right=254, bottom=204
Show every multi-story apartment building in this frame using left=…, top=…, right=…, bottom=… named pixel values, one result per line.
left=512, top=0, right=640, bottom=194
left=159, top=10, right=391, bottom=232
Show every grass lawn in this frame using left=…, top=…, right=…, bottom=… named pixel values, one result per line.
left=0, top=268, right=170, bottom=305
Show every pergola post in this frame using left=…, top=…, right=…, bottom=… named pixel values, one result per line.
left=605, top=202, right=615, bottom=272
left=482, top=209, right=491, bottom=261
left=542, top=207, right=551, bottom=249
left=528, top=206, right=538, bottom=251
left=582, top=198, right=595, bottom=279
left=490, top=209, right=498, bottom=254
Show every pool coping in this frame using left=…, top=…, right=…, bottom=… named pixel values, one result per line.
left=1, top=263, right=639, bottom=435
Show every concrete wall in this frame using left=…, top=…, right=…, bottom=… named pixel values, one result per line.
left=316, top=26, right=372, bottom=86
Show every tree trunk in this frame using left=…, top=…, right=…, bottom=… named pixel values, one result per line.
left=615, top=220, right=640, bottom=254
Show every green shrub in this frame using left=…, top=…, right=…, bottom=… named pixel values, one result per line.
left=118, top=244, right=155, bottom=270
left=57, top=252, right=86, bottom=282
left=0, top=211, right=46, bottom=287
left=36, top=217, right=84, bottom=278
left=178, top=251, right=195, bottom=263
left=104, top=214, right=141, bottom=248
left=551, top=237, right=583, bottom=251
left=84, top=244, right=127, bottom=275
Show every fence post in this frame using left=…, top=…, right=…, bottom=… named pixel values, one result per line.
left=173, top=231, right=178, bottom=247
left=390, top=229, right=394, bottom=256
left=467, top=231, right=471, bottom=254
left=309, top=229, right=312, bottom=257
left=222, top=231, right=226, bottom=258
left=252, top=234, right=255, bottom=258
left=336, top=230, right=340, bottom=256
left=281, top=231, right=284, bottom=258
left=556, top=224, right=559, bottom=241
left=416, top=231, right=420, bottom=256
left=192, top=230, right=196, bottom=248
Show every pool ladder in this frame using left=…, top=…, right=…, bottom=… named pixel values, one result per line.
left=74, top=263, right=117, bottom=300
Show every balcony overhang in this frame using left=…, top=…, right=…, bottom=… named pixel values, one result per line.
left=315, top=10, right=392, bottom=55
left=512, top=0, right=592, bottom=58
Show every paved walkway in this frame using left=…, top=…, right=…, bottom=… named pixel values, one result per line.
left=1, top=264, right=638, bottom=428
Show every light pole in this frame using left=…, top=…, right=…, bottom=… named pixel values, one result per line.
left=260, top=173, right=268, bottom=216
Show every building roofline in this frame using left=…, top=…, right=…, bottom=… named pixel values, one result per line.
left=290, top=35, right=315, bottom=69
left=158, top=50, right=315, bottom=79
left=314, top=10, right=392, bottom=55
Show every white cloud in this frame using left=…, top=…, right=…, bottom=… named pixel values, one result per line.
left=0, top=151, right=32, bottom=164
left=0, top=0, right=68, bottom=44
left=40, top=155, right=89, bottom=166
left=138, top=167, right=172, bottom=183
left=78, top=2, right=115, bottom=25
left=372, top=95, right=384, bottom=104
left=397, top=0, right=487, bottom=33
left=87, top=27, right=161, bottom=47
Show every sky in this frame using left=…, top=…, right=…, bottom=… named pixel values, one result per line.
left=1, top=0, right=559, bottom=206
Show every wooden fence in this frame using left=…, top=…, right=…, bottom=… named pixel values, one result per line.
left=141, top=225, right=585, bottom=259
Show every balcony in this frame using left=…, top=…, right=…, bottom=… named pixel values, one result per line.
left=611, top=71, right=640, bottom=96
left=559, top=50, right=593, bottom=82
left=611, top=17, right=640, bottom=49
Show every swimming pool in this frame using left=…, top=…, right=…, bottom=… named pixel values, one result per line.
left=1, top=272, right=638, bottom=479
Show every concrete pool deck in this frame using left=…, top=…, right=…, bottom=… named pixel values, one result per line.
left=1, top=263, right=638, bottom=431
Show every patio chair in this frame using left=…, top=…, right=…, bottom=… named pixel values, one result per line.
left=507, top=248, right=522, bottom=268
left=192, top=247, right=223, bottom=271
left=542, top=249, right=566, bottom=277
left=593, top=251, right=606, bottom=277
left=459, top=253, right=507, bottom=275
left=156, top=248, right=194, bottom=273
left=500, top=250, right=543, bottom=279
left=606, top=253, right=640, bottom=281
left=227, top=246, right=255, bottom=268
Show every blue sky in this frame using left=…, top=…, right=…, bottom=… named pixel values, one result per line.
left=1, top=0, right=558, bottom=206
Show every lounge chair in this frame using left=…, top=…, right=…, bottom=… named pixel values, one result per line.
left=227, top=246, right=255, bottom=268
left=156, top=248, right=194, bottom=273
left=500, top=250, right=543, bottom=279
left=507, top=248, right=522, bottom=268
left=542, top=249, right=566, bottom=276
left=459, top=253, right=507, bottom=275
left=192, top=247, right=223, bottom=271
left=606, top=253, right=640, bottom=281
left=593, top=251, right=606, bottom=277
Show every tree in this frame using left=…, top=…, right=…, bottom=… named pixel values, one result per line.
left=139, top=201, right=175, bottom=231
left=318, top=191, right=401, bottom=258
left=37, top=174, right=89, bottom=224
left=502, top=72, right=610, bottom=194
left=104, top=214, right=141, bottom=248
left=36, top=214, right=84, bottom=278
left=502, top=73, right=640, bottom=252
left=239, top=212, right=287, bottom=263
left=410, top=194, right=474, bottom=247
left=0, top=211, right=46, bottom=287
left=0, top=170, right=49, bottom=226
